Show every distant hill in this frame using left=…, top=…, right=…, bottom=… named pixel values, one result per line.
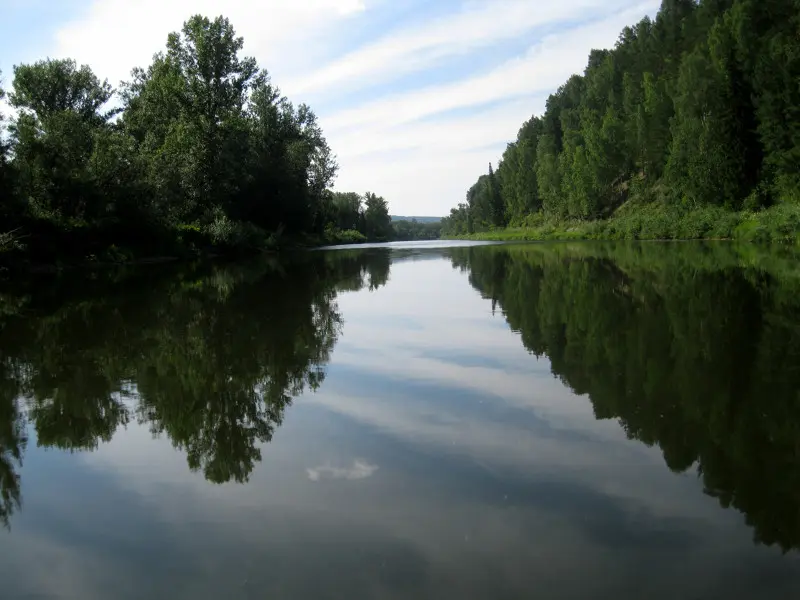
left=390, top=215, right=442, bottom=223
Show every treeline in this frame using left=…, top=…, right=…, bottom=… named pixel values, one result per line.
left=324, top=192, right=441, bottom=243
left=443, top=0, right=800, bottom=238
left=450, top=242, right=800, bottom=552
left=0, top=250, right=391, bottom=524
left=0, top=15, right=394, bottom=265
left=392, top=218, right=442, bottom=241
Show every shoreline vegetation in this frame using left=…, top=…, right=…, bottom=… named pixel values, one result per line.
left=447, top=201, right=800, bottom=244
left=0, top=14, right=438, bottom=273
left=441, top=0, right=800, bottom=246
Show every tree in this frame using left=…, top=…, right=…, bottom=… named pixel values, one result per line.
left=0, top=13, right=375, bottom=264
left=11, top=59, right=114, bottom=123
left=363, top=192, right=392, bottom=241
left=122, top=16, right=259, bottom=222
left=9, top=59, right=117, bottom=222
left=119, top=14, right=340, bottom=238
left=444, top=0, right=798, bottom=231
left=330, top=191, right=363, bottom=231
left=639, top=71, right=673, bottom=178
left=487, top=163, right=505, bottom=227
left=0, top=71, right=13, bottom=221
left=666, top=36, right=748, bottom=207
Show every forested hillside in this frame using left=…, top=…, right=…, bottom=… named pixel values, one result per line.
left=0, top=15, right=393, bottom=266
left=442, top=0, right=800, bottom=242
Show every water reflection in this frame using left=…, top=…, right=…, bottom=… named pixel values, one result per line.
left=0, top=250, right=390, bottom=514
left=449, top=242, right=800, bottom=553
left=0, top=241, right=799, bottom=599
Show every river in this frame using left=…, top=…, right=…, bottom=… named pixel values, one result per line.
left=0, top=240, right=798, bottom=599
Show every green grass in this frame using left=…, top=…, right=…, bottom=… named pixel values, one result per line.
left=447, top=202, right=800, bottom=245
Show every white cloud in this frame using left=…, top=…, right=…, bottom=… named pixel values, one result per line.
left=283, top=0, right=637, bottom=98
left=322, top=1, right=660, bottom=214
left=306, top=459, right=378, bottom=481
left=324, top=5, right=650, bottom=133
left=51, top=0, right=368, bottom=87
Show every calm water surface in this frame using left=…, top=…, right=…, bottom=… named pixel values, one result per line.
left=1, top=241, right=799, bottom=599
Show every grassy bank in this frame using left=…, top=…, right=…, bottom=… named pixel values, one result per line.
left=445, top=201, right=800, bottom=245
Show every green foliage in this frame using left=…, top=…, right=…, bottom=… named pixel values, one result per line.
left=0, top=71, right=13, bottom=218
left=323, top=226, right=367, bottom=245
left=391, top=219, right=442, bottom=241
left=448, top=202, right=800, bottom=245
left=319, top=190, right=395, bottom=244
left=0, top=15, right=393, bottom=265
left=363, top=192, right=393, bottom=241
left=9, top=59, right=120, bottom=224
left=10, top=59, right=115, bottom=123
left=442, top=0, right=800, bottom=241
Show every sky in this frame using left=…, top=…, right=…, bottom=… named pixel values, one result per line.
left=0, top=0, right=661, bottom=216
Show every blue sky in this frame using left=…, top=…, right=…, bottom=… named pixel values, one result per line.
left=0, top=0, right=660, bottom=216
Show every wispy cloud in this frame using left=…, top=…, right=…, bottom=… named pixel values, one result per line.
left=283, top=0, right=637, bottom=98
left=51, top=0, right=368, bottom=87
left=306, top=459, right=378, bottom=481
left=323, top=4, right=654, bottom=134
left=325, top=1, right=660, bottom=211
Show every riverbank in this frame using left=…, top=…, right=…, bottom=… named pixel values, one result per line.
left=0, top=224, right=398, bottom=275
left=444, top=202, right=800, bottom=245
left=0, top=226, right=319, bottom=275
left=0, top=221, right=444, bottom=274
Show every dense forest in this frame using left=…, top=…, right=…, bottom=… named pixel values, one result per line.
left=449, top=242, right=800, bottom=552
left=442, top=0, right=800, bottom=242
left=0, top=250, right=391, bottom=524
left=0, top=15, right=406, bottom=267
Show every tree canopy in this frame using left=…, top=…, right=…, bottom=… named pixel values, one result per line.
left=442, top=0, right=800, bottom=236
left=0, top=14, right=397, bottom=264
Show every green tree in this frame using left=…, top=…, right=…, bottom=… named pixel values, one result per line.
left=536, top=134, right=564, bottom=217
left=363, top=192, right=392, bottom=241
left=9, top=59, right=116, bottom=222
left=443, top=0, right=800, bottom=235
left=122, top=15, right=258, bottom=222
left=640, top=72, right=673, bottom=178
left=497, top=118, right=543, bottom=222
left=330, top=191, right=363, bottom=231
left=441, top=203, right=471, bottom=236
left=0, top=71, right=13, bottom=223
left=726, top=0, right=800, bottom=202
left=666, top=35, right=748, bottom=207
left=487, top=163, right=505, bottom=227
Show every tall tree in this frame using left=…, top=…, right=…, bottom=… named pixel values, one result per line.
left=487, top=163, right=505, bottom=227
left=122, top=16, right=259, bottom=222
left=363, top=192, right=392, bottom=241
left=9, top=59, right=117, bottom=222
left=666, top=35, right=748, bottom=207
left=442, top=0, right=800, bottom=238
left=0, top=71, right=12, bottom=221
